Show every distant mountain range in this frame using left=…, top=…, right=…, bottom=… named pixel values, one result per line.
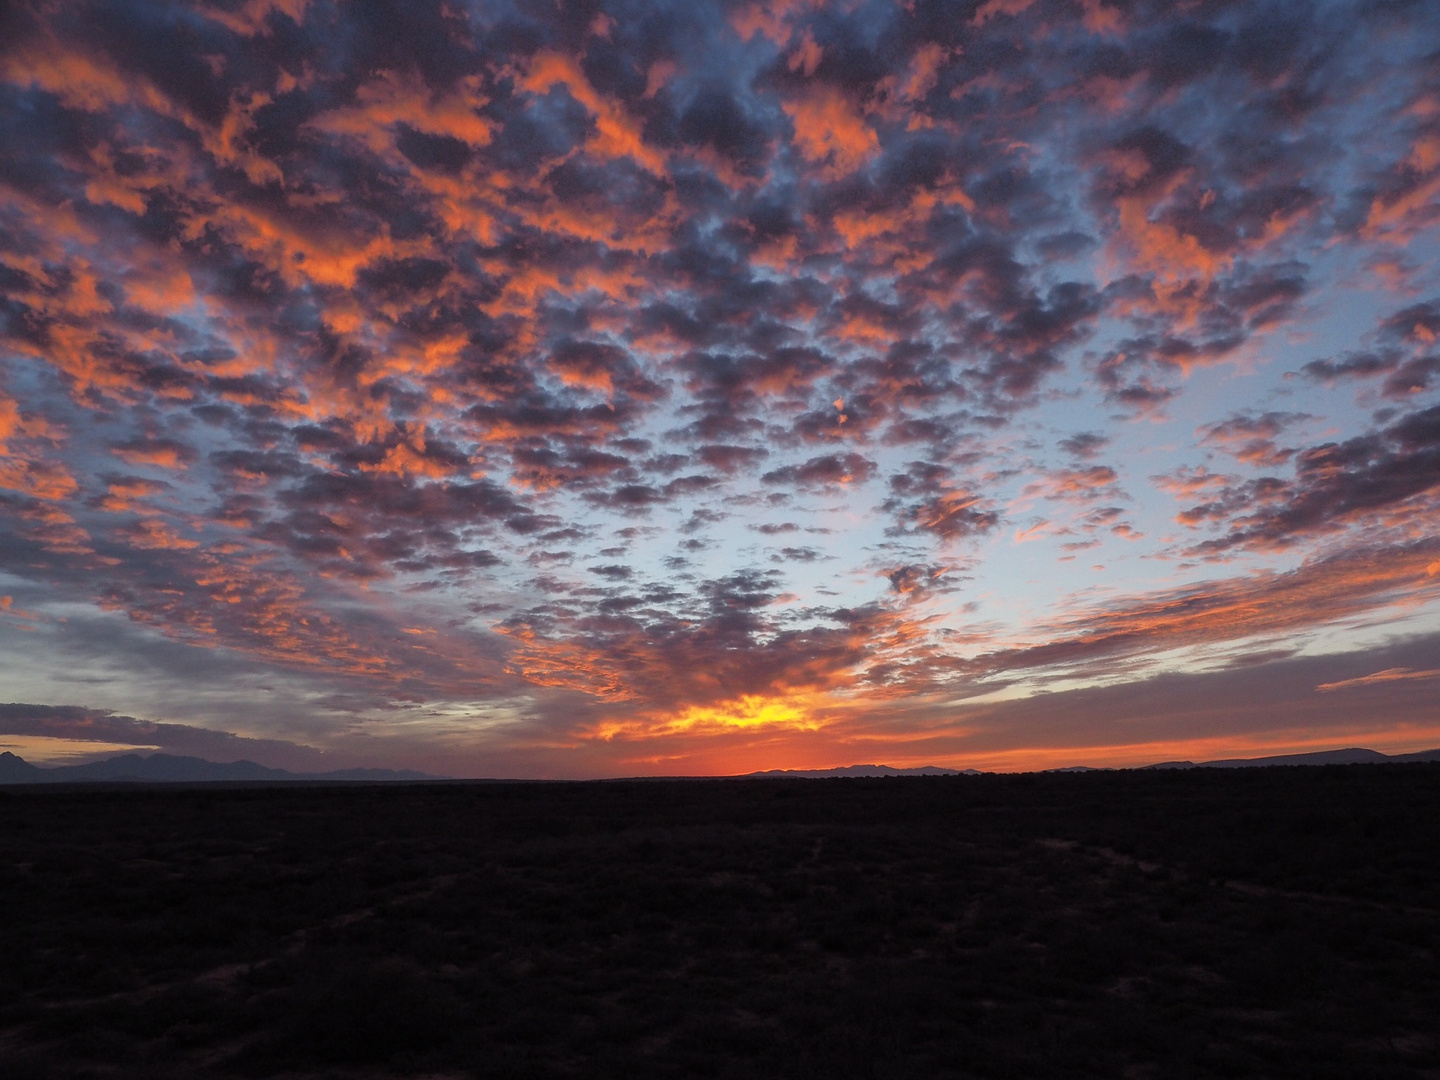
left=0, top=751, right=440, bottom=784
left=2, top=747, right=1437, bottom=785
left=748, top=750, right=1440, bottom=778
left=1142, top=747, right=1440, bottom=769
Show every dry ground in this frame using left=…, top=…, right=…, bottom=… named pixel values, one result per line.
left=1, top=765, right=1438, bottom=1078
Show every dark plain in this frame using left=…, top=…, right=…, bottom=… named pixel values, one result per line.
left=2, top=764, right=1438, bottom=1079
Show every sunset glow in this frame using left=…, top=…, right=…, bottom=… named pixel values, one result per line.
left=661, top=694, right=823, bottom=734
left=1, top=0, right=1438, bottom=776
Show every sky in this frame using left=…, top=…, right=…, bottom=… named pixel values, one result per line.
left=1, top=0, right=1439, bottom=777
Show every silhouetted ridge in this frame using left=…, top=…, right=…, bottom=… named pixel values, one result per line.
left=743, top=764, right=975, bottom=778
left=0, top=751, right=43, bottom=781
left=1144, top=747, right=1440, bottom=769
left=1389, top=748, right=1440, bottom=762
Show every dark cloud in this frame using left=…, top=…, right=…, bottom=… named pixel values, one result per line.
left=1179, top=405, right=1440, bottom=553
left=1299, top=300, right=1440, bottom=398
left=1197, top=411, right=1310, bottom=468
left=695, top=443, right=769, bottom=472
left=762, top=453, right=877, bottom=490
left=588, top=563, right=633, bottom=580
left=0, top=702, right=332, bottom=771
left=1059, top=432, right=1109, bottom=459
left=674, top=85, right=772, bottom=175
left=773, top=546, right=822, bottom=563
left=883, top=461, right=1000, bottom=540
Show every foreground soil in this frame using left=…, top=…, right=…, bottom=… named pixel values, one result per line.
left=1, top=765, right=1438, bottom=1079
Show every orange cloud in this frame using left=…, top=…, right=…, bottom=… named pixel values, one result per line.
left=16, top=502, right=93, bottom=556
left=1013, top=519, right=1055, bottom=543
left=1079, top=0, right=1125, bottom=35
left=1316, top=667, right=1440, bottom=692
left=3, top=37, right=281, bottom=186
left=311, top=69, right=492, bottom=156
left=199, top=0, right=311, bottom=37
left=99, top=479, right=165, bottom=513
left=643, top=60, right=677, bottom=99
left=730, top=0, right=820, bottom=45
left=91, top=547, right=466, bottom=683
left=1099, top=156, right=1311, bottom=332
left=1019, top=466, right=1120, bottom=506
left=355, top=426, right=462, bottom=479
left=1364, top=169, right=1440, bottom=243
left=1, top=38, right=166, bottom=116
left=787, top=29, right=823, bottom=77
left=899, top=42, right=949, bottom=102
left=111, top=445, right=189, bottom=470
left=521, top=52, right=666, bottom=175
left=1153, top=466, right=1235, bottom=499
left=0, top=394, right=76, bottom=500
left=123, top=518, right=201, bottom=551
left=783, top=87, right=879, bottom=179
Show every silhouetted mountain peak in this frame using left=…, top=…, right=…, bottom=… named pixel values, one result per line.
left=0, top=750, right=42, bottom=780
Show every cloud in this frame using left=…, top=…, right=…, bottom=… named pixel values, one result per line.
left=1316, top=667, right=1440, bottom=692
left=0, top=703, right=332, bottom=771
left=977, top=539, right=1440, bottom=678
left=1197, top=411, right=1311, bottom=468
left=1299, top=300, right=1440, bottom=398
left=1058, top=431, right=1109, bottom=459
left=879, top=631, right=1440, bottom=772
left=1178, top=404, right=1440, bottom=553
left=0, top=0, right=1437, bottom=774
left=762, top=452, right=876, bottom=489
left=883, top=461, right=1000, bottom=540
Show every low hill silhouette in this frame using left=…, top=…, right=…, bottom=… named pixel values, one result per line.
left=1144, top=746, right=1440, bottom=769
left=744, top=764, right=977, bottom=778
